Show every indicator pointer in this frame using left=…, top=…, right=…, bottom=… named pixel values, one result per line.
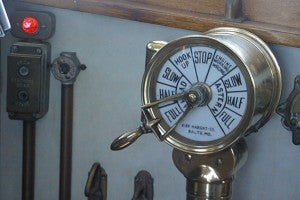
left=142, top=82, right=211, bottom=110
left=161, top=106, right=193, bottom=140
left=142, top=92, right=185, bottom=109
left=149, top=82, right=212, bottom=140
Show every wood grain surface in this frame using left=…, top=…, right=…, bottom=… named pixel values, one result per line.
left=20, top=0, right=300, bottom=47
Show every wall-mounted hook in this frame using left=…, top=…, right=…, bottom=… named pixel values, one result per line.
left=132, top=170, right=153, bottom=200
left=85, top=163, right=107, bottom=200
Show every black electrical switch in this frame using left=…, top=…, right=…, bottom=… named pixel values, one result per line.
left=7, top=41, right=51, bottom=121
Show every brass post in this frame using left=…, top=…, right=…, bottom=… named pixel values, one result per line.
left=172, top=139, right=248, bottom=200
left=145, top=41, right=167, bottom=70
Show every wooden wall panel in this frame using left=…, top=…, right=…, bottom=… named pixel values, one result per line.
left=128, top=0, right=226, bottom=16
left=243, top=0, right=300, bottom=29
left=19, top=0, right=300, bottom=47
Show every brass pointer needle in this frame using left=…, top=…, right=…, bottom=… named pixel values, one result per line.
left=161, top=105, right=192, bottom=140
left=142, top=92, right=186, bottom=109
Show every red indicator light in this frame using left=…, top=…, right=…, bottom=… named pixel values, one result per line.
left=22, top=17, right=39, bottom=34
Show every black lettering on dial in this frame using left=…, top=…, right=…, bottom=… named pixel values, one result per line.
left=209, top=80, right=227, bottom=116
left=154, top=46, right=248, bottom=142
left=162, top=67, right=181, bottom=84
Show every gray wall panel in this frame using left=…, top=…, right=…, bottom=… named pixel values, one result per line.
left=0, top=2, right=299, bottom=200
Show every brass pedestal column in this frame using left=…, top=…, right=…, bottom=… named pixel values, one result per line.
left=172, top=139, right=247, bottom=200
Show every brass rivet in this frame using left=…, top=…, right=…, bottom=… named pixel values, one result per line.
left=185, top=154, right=192, bottom=162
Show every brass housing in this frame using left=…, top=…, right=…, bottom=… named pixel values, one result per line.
left=142, top=27, right=282, bottom=154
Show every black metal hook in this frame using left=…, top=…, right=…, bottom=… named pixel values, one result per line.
left=85, top=162, right=107, bottom=200
left=132, top=170, right=153, bottom=200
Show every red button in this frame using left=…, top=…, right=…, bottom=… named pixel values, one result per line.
left=22, top=17, right=39, bottom=34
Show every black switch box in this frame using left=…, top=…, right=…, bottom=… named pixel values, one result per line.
left=7, top=42, right=51, bottom=121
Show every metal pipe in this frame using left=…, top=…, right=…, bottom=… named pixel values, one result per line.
left=59, top=84, right=74, bottom=200
left=225, top=0, right=242, bottom=20
left=22, top=120, right=36, bottom=200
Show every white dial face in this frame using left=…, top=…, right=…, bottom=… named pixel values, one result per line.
left=155, top=46, right=248, bottom=142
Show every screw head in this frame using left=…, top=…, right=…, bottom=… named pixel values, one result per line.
left=187, top=92, right=198, bottom=103
left=36, top=48, right=42, bottom=54
left=185, top=154, right=192, bottom=162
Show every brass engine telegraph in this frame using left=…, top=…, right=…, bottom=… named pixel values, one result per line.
left=111, top=27, right=282, bottom=199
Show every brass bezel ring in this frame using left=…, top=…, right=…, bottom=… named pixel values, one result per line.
left=142, top=35, right=255, bottom=154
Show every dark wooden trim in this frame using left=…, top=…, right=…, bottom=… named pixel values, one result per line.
left=20, top=0, right=300, bottom=47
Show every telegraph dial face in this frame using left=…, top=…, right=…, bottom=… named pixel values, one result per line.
left=142, top=36, right=254, bottom=153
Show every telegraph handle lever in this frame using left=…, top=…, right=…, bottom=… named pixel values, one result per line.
left=111, top=87, right=198, bottom=150
left=111, top=127, right=145, bottom=151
